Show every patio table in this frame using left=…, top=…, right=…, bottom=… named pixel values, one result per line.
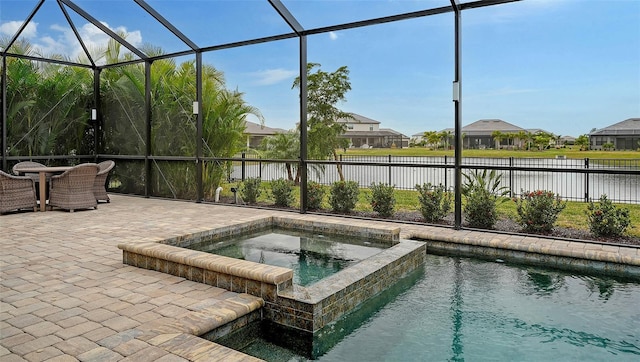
left=16, top=166, right=72, bottom=211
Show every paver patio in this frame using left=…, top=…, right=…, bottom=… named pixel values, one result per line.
left=2, top=194, right=639, bottom=361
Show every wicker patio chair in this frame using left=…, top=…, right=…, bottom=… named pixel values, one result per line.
left=48, top=163, right=100, bottom=212
left=12, top=161, right=46, bottom=179
left=12, top=161, right=50, bottom=200
left=0, top=170, right=37, bottom=214
left=93, top=160, right=115, bottom=203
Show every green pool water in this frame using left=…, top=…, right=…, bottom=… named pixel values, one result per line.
left=222, top=254, right=640, bottom=361
left=186, top=227, right=388, bottom=286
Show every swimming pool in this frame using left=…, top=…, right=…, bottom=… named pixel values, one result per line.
left=218, top=253, right=640, bottom=360
left=185, top=227, right=389, bottom=286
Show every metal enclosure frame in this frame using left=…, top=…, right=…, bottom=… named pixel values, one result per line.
left=0, top=0, right=522, bottom=228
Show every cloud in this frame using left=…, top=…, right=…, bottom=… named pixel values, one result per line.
left=67, top=22, right=143, bottom=60
left=1, top=19, right=142, bottom=62
left=0, top=21, right=38, bottom=38
left=329, top=31, right=338, bottom=40
left=251, top=68, right=298, bottom=85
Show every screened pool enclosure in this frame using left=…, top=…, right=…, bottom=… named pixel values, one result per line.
left=2, top=0, right=638, bottom=228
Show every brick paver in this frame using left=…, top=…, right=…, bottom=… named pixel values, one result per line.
left=2, top=194, right=638, bottom=361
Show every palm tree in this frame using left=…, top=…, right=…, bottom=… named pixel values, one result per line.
left=260, top=131, right=300, bottom=183
left=492, top=130, right=504, bottom=149
left=424, top=131, right=440, bottom=149
left=98, top=37, right=261, bottom=197
left=4, top=38, right=93, bottom=158
left=515, top=131, right=528, bottom=150
left=575, top=134, right=589, bottom=151
left=439, top=130, right=453, bottom=150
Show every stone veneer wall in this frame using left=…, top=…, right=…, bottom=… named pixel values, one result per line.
left=267, top=240, right=426, bottom=333
left=118, top=216, right=424, bottom=336
left=118, top=217, right=426, bottom=332
left=119, top=241, right=294, bottom=301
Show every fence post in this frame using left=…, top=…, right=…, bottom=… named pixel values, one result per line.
left=444, top=155, right=448, bottom=190
left=388, top=154, right=392, bottom=185
left=259, top=159, right=262, bottom=179
left=509, top=157, right=514, bottom=198
left=584, top=158, right=589, bottom=202
left=241, top=152, right=246, bottom=181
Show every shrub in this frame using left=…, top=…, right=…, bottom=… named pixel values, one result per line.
left=462, top=170, right=509, bottom=229
left=369, top=182, right=396, bottom=217
left=306, top=181, right=326, bottom=210
left=239, top=177, right=261, bottom=204
left=271, top=178, right=294, bottom=207
left=415, top=183, right=451, bottom=223
left=329, top=180, right=359, bottom=213
left=587, top=195, right=630, bottom=237
left=464, top=187, right=500, bottom=229
left=515, top=190, right=566, bottom=233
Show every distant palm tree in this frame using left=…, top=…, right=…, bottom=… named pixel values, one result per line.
left=424, top=131, right=440, bottom=149
left=515, top=131, right=528, bottom=150
left=492, top=130, right=504, bottom=149
left=260, top=131, right=300, bottom=183
left=575, top=134, right=590, bottom=151
left=439, top=130, right=453, bottom=150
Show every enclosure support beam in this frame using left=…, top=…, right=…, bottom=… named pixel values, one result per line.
left=451, top=0, right=463, bottom=229
left=93, top=68, right=101, bottom=158
left=196, top=52, right=204, bottom=202
left=145, top=62, right=152, bottom=198
left=299, top=36, right=308, bottom=213
left=1, top=56, right=6, bottom=171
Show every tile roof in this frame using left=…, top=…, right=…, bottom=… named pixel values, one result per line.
left=244, top=121, right=287, bottom=135
left=589, top=118, right=640, bottom=136
left=462, top=119, right=525, bottom=133
left=336, top=113, right=381, bottom=124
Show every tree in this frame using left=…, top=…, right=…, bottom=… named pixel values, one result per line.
left=439, top=130, right=453, bottom=150
left=293, top=63, right=352, bottom=181
left=555, top=134, right=562, bottom=148
left=506, top=133, right=516, bottom=148
left=423, top=131, right=440, bottom=149
left=492, top=130, right=504, bottom=149
left=98, top=37, right=260, bottom=197
left=575, top=134, right=590, bottom=151
left=3, top=38, right=93, bottom=158
left=260, top=131, right=300, bottom=183
left=515, top=131, right=528, bottom=150
left=532, top=131, right=553, bottom=150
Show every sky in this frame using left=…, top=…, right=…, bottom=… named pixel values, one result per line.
left=1, top=0, right=639, bottom=138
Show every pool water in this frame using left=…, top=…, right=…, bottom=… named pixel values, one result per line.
left=186, top=227, right=388, bottom=286
left=223, top=254, right=640, bottom=361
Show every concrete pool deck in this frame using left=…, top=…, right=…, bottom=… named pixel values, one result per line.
left=2, top=194, right=639, bottom=361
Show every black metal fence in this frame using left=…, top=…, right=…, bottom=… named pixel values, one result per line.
left=229, top=154, right=640, bottom=204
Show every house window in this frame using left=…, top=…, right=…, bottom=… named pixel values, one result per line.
left=369, top=126, right=374, bottom=131
left=347, top=124, right=353, bottom=129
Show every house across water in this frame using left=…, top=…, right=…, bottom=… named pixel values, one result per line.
left=589, top=118, right=640, bottom=150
